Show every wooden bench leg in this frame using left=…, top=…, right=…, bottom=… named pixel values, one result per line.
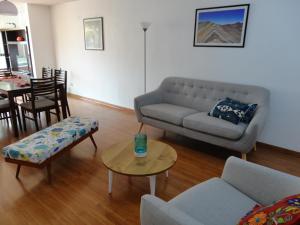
left=16, top=164, right=21, bottom=179
left=47, top=163, right=52, bottom=184
left=89, top=134, right=98, bottom=151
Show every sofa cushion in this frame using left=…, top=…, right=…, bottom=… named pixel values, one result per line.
left=168, top=178, right=258, bottom=225
left=140, top=103, right=197, bottom=125
left=183, top=112, right=247, bottom=140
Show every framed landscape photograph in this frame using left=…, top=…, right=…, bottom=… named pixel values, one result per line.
left=83, top=17, right=104, bottom=50
left=193, top=4, right=250, bottom=47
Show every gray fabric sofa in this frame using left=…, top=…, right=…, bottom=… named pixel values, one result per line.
left=140, top=157, right=300, bottom=225
left=134, top=77, right=270, bottom=158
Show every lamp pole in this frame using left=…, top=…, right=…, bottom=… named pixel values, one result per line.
left=141, top=22, right=151, bottom=94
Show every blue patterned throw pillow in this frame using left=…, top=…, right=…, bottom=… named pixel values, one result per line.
left=225, top=98, right=258, bottom=123
left=209, top=98, right=257, bottom=124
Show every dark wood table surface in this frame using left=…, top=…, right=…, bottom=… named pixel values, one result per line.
left=0, top=80, right=68, bottom=137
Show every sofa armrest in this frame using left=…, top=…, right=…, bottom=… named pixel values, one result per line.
left=140, top=195, right=204, bottom=225
left=240, top=105, right=269, bottom=152
left=222, top=157, right=300, bottom=206
left=134, top=90, right=162, bottom=122
left=245, top=105, right=269, bottom=138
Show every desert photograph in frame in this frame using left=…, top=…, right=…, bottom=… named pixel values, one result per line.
left=84, top=17, right=104, bottom=50
left=193, top=4, right=249, bottom=47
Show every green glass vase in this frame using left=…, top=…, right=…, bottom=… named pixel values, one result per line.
left=134, top=133, right=147, bottom=157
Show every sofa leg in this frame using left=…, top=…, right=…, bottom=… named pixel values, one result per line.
left=254, top=143, right=257, bottom=152
left=138, top=123, right=144, bottom=133
left=242, top=153, right=247, bottom=161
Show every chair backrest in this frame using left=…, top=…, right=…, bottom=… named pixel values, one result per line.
left=54, top=69, right=67, bottom=92
left=42, top=67, right=53, bottom=78
left=0, top=69, right=12, bottom=78
left=30, top=77, right=58, bottom=111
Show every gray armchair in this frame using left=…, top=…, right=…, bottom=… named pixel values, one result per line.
left=140, top=157, right=300, bottom=225
left=135, top=77, right=270, bottom=159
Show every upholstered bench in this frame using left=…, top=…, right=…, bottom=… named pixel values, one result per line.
left=2, top=116, right=99, bottom=183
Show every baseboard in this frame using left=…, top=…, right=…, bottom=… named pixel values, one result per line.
left=68, top=93, right=134, bottom=114
left=68, top=93, right=300, bottom=156
left=257, top=142, right=300, bottom=157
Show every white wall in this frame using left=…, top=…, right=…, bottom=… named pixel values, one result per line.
left=27, top=4, right=56, bottom=77
left=51, top=0, right=300, bottom=152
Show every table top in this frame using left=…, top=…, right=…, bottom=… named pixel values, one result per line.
left=101, top=140, right=177, bottom=176
left=0, top=77, right=64, bottom=94
left=0, top=81, right=30, bottom=92
left=0, top=76, right=30, bottom=92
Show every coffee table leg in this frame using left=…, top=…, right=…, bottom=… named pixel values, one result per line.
left=149, top=175, right=156, bottom=195
left=108, top=170, right=113, bottom=194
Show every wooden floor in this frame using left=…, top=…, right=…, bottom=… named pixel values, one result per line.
left=0, top=96, right=299, bottom=225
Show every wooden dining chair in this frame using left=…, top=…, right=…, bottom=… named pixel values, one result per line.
left=20, top=77, right=60, bottom=131
left=0, top=99, right=22, bottom=131
left=55, top=69, right=71, bottom=116
left=45, top=69, right=71, bottom=116
left=42, top=67, right=53, bottom=78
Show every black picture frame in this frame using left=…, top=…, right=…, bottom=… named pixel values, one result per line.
left=83, top=17, right=104, bottom=51
left=193, top=4, right=250, bottom=48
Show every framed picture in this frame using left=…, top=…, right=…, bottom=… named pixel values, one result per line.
left=83, top=17, right=104, bottom=50
left=193, top=4, right=250, bottom=48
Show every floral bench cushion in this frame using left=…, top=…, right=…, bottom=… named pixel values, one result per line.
left=2, top=117, right=98, bottom=164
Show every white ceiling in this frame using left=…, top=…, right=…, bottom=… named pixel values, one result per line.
left=12, top=0, right=75, bottom=5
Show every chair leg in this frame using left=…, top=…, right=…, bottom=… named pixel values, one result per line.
left=5, top=112, right=9, bottom=125
left=242, top=153, right=247, bottom=161
left=89, top=134, right=98, bottom=151
left=47, top=163, right=52, bottom=184
left=138, top=123, right=144, bottom=133
left=21, top=109, right=27, bottom=131
left=45, top=110, right=51, bottom=126
left=16, top=164, right=21, bottom=179
left=55, top=106, right=61, bottom=122
left=66, top=101, right=71, bottom=116
left=16, top=108, right=22, bottom=131
left=33, top=113, right=39, bottom=131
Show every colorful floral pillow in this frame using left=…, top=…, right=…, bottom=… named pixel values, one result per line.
left=238, top=194, right=300, bottom=225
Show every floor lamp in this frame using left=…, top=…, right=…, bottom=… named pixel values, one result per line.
left=140, top=22, right=151, bottom=93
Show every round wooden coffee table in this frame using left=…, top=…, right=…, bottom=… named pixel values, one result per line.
left=101, top=139, right=177, bottom=195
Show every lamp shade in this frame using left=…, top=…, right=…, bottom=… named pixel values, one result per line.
left=0, top=0, right=18, bottom=16
left=140, top=22, right=151, bottom=31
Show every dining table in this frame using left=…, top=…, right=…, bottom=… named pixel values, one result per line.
left=0, top=76, right=68, bottom=137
